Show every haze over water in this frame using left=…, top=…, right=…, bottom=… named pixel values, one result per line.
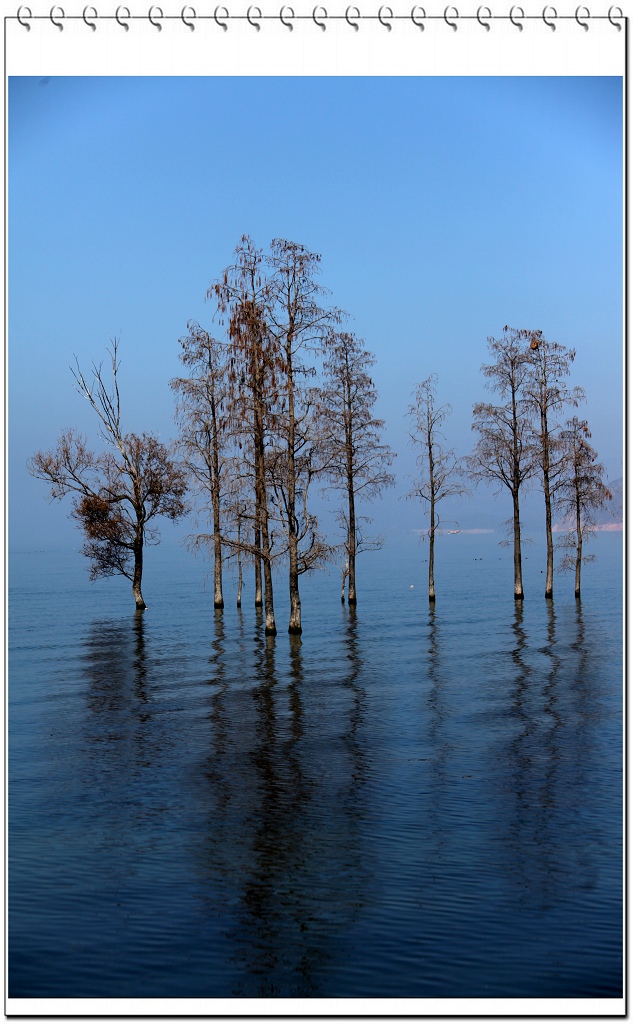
left=9, top=533, right=622, bottom=1000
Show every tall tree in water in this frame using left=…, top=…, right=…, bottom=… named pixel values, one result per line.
left=29, top=340, right=188, bottom=609
left=407, top=374, right=464, bottom=602
left=321, top=331, right=396, bottom=605
left=210, top=236, right=279, bottom=635
left=555, top=416, right=610, bottom=598
left=523, top=330, right=585, bottom=599
left=171, top=321, right=231, bottom=609
left=266, top=238, right=339, bottom=633
left=468, top=327, right=536, bottom=600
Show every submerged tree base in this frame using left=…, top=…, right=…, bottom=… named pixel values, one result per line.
left=265, top=624, right=277, bottom=636
left=288, top=624, right=302, bottom=635
left=214, top=599, right=225, bottom=610
left=514, top=592, right=524, bottom=601
left=429, top=594, right=436, bottom=603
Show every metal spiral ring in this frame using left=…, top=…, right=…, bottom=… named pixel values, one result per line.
left=312, top=5, right=327, bottom=29
left=50, top=4, right=64, bottom=28
left=247, top=5, right=262, bottom=29
left=148, top=5, right=163, bottom=29
left=280, top=5, right=294, bottom=29
left=83, top=4, right=97, bottom=28
left=214, top=5, right=228, bottom=29
left=181, top=4, right=195, bottom=29
left=17, top=5, right=32, bottom=28
left=345, top=5, right=360, bottom=30
left=410, top=5, right=425, bottom=29
left=444, top=5, right=458, bottom=30
left=509, top=5, right=524, bottom=29
left=477, top=5, right=492, bottom=29
left=378, top=5, right=393, bottom=29
left=542, top=5, right=556, bottom=29
left=608, top=5, right=623, bottom=29
left=115, top=5, right=131, bottom=29
left=574, top=5, right=589, bottom=29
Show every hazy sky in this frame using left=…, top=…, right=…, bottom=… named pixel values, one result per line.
left=9, top=75, right=623, bottom=550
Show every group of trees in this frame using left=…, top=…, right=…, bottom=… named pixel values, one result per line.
left=410, top=326, right=612, bottom=602
left=30, top=240, right=614, bottom=622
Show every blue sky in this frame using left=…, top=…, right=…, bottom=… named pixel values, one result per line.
left=9, top=75, right=623, bottom=550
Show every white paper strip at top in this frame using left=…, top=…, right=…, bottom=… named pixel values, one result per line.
left=5, top=8, right=625, bottom=76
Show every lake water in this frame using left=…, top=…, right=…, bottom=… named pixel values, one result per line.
left=8, top=532, right=623, bottom=1005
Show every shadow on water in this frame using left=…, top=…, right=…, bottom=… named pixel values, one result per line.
left=191, top=606, right=372, bottom=997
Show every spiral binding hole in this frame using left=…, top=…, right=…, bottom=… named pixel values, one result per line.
left=10, top=4, right=625, bottom=32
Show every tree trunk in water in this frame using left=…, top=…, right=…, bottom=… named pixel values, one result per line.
left=254, top=523, right=263, bottom=606
left=541, top=411, right=554, bottom=599
left=213, top=529, right=224, bottom=609
left=513, top=489, right=524, bottom=600
left=544, top=488, right=554, bottom=599
left=428, top=500, right=436, bottom=602
left=211, top=409, right=224, bottom=609
left=347, top=474, right=357, bottom=605
left=285, top=353, right=302, bottom=635
left=255, top=418, right=276, bottom=636
left=237, top=555, right=243, bottom=608
left=262, top=551, right=276, bottom=635
left=288, top=575, right=302, bottom=635
left=341, top=558, right=348, bottom=604
left=132, top=539, right=146, bottom=610
left=575, top=497, right=582, bottom=598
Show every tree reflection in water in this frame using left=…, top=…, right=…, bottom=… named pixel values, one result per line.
left=497, top=599, right=613, bottom=921
left=193, top=607, right=372, bottom=997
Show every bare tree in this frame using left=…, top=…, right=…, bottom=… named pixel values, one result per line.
left=468, top=327, right=537, bottom=600
left=266, top=238, right=340, bottom=633
left=211, top=236, right=280, bottom=635
left=523, top=331, right=585, bottom=599
left=555, top=416, right=611, bottom=598
left=321, top=331, right=396, bottom=605
left=407, top=374, right=465, bottom=602
left=171, top=321, right=231, bottom=609
left=29, top=340, right=188, bottom=609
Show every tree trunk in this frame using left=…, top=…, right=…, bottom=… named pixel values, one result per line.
left=347, top=446, right=357, bottom=606
left=132, top=537, right=146, bottom=610
left=210, top=402, right=224, bottom=609
left=286, top=359, right=302, bottom=635
left=575, top=495, right=582, bottom=598
left=513, top=488, right=524, bottom=600
left=341, top=558, right=348, bottom=604
left=255, top=407, right=276, bottom=636
left=213, top=528, right=223, bottom=609
left=254, top=523, right=263, bottom=606
left=541, top=409, right=554, bottom=599
left=428, top=498, right=436, bottom=602
left=347, top=507, right=357, bottom=605
left=544, top=485, right=554, bottom=599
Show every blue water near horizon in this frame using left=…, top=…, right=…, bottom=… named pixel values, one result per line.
left=9, top=532, right=623, bottom=999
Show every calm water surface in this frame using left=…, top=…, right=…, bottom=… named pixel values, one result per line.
left=9, top=534, right=623, bottom=999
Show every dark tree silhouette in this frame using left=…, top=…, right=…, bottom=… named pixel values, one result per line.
left=266, top=238, right=340, bottom=633
left=210, top=236, right=280, bottom=635
left=171, top=321, right=231, bottom=609
left=29, top=340, right=188, bottom=609
left=555, top=416, right=611, bottom=598
left=321, top=331, right=395, bottom=605
left=469, top=328, right=537, bottom=600
left=407, top=374, right=465, bottom=602
left=523, top=330, right=585, bottom=599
